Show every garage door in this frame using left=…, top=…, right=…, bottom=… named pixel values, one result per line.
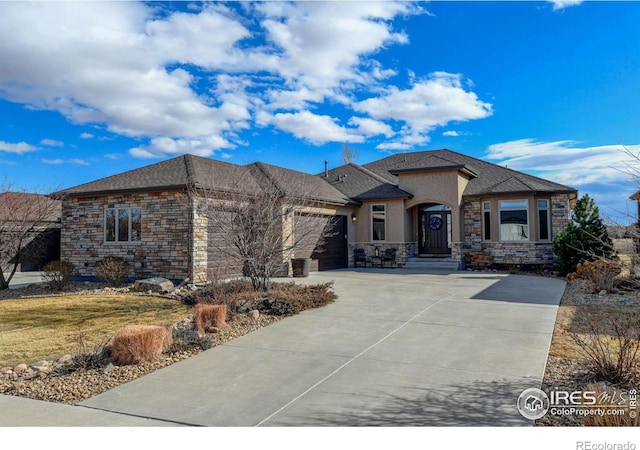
left=312, top=215, right=348, bottom=271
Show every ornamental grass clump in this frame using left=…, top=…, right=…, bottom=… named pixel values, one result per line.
left=106, top=325, right=173, bottom=366
left=192, top=304, right=229, bottom=336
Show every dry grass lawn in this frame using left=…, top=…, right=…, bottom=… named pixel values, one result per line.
left=548, top=304, right=640, bottom=360
left=0, top=295, right=191, bottom=367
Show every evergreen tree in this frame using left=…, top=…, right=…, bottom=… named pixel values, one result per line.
left=552, top=194, right=615, bottom=275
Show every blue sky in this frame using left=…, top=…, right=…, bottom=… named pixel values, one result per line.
left=1, top=1, right=639, bottom=224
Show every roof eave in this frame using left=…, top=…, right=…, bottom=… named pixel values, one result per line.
left=389, top=165, right=478, bottom=179
left=464, top=188, right=578, bottom=198
left=59, top=184, right=190, bottom=198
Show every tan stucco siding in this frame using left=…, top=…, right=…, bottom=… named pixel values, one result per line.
left=398, top=170, right=469, bottom=243
left=355, top=200, right=405, bottom=243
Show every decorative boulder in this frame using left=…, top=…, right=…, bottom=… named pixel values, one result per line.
left=133, top=277, right=174, bottom=293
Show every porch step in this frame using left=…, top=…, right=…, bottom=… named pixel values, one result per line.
left=403, top=257, right=460, bottom=271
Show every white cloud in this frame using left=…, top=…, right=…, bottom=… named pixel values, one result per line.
left=548, top=1, right=583, bottom=11
left=0, top=140, right=37, bottom=154
left=266, top=111, right=364, bottom=145
left=129, top=135, right=233, bottom=159
left=357, top=72, right=492, bottom=149
left=485, top=139, right=640, bottom=222
left=257, top=1, right=420, bottom=91
left=42, top=158, right=89, bottom=166
left=40, top=139, right=64, bottom=147
left=443, top=130, right=460, bottom=137
left=485, top=138, right=640, bottom=186
left=0, top=2, right=490, bottom=159
left=348, top=117, right=395, bottom=138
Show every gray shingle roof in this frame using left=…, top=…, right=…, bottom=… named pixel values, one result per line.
left=322, top=163, right=412, bottom=201
left=58, top=149, right=575, bottom=206
left=58, top=154, right=352, bottom=205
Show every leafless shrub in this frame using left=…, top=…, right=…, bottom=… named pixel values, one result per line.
left=95, top=256, right=129, bottom=287
left=566, top=259, right=622, bottom=293
left=41, top=260, right=76, bottom=291
left=568, top=308, right=640, bottom=386
left=190, top=163, right=338, bottom=291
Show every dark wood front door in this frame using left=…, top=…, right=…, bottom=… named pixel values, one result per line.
left=419, top=210, right=451, bottom=255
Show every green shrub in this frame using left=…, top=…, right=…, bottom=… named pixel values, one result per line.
left=552, top=194, right=615, bottom=275
left=41, top=260, right=76, bottom=291
left=95, top=256, right=129, bottom=286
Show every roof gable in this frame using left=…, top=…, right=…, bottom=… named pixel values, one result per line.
left=360, top=149, right=575, bottom=197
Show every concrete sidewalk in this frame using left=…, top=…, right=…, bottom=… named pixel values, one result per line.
left=1, top=270, right=565, bottom=426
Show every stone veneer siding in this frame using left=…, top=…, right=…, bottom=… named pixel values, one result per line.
left=61, top=191, right=192, bottom=282
left=462, top=193, right=572, bottom=267
left=349, top=242, right=416, bottom=268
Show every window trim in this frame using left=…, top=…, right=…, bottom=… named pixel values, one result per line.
left=498, top=199, right=529, bottom=242
left=105, top=207, right=142, bottom=243
left=482, top=201, right=491, bottom=241
left=371, top=203, right=386, bottom=242
left=537, top=199, right=551, bottom=241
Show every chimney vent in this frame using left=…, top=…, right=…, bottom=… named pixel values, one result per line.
left=324, top=160, right=328, bottom=177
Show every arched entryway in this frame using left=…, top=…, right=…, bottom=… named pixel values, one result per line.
left=418, top=204, right=452, bottom=255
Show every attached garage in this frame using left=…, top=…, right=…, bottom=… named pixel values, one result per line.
left=311, top=215, right=348, bottom=271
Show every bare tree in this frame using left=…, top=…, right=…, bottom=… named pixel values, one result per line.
left=190, top=163, right=336, bottom=292
left=0, top=180, right=62, bottom=290
left=341, top=143, right=358, bottom=164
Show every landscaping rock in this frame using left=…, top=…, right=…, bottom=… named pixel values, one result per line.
left=13, top=363, right=28, bottom=373
left=57, top=354, right=73, bottom=365
left=30, top=361, right=52, bottom=374
left=133, top=277, right=174, bottom=293
left=249, top=309, right=260, bottom=319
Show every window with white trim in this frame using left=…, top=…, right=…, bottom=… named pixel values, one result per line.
left=499, top=200, right=528, bottom=241
left=538, top=199, right=550, bottom=240
left=105, top=207, right=141, bottom=243
left=482, top=201, right=491, bottom=241
left=371, top=204, right=386, bottom=241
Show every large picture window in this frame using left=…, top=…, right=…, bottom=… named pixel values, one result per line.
left=106, top=207, right=141, bottom=243
left=371, top=204, right=386, bottom=241
left=499, top=200, right=528, bottom=241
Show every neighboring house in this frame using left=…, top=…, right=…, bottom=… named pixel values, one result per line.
left=0, top=192, right=61, bottom=272
left=57, top=149, right=577, bottom=282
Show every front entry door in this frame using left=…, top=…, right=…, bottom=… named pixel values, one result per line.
left=419, top=210, right=451, bottom=255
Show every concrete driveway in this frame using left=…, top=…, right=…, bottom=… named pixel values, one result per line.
left=71, top=269, right=563, bottom=426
